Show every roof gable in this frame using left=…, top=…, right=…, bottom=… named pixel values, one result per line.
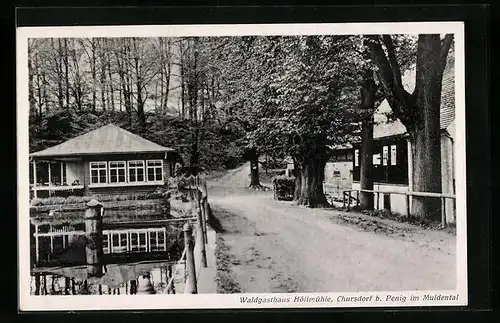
left=373, top=59, right=455, bottom=139
left=31, top=124, right=174, bottom=158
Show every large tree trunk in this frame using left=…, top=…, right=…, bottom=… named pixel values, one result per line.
left=367, top=34, right=452, bottom=221
left=297, top=155, right=329, bottom=208
left=410, top=35, right=444, bottom=221
left=359, top=69, right=376, bottom=210
left=359, top=116, right=374, bottom=209
left=248, top=147, right=261, bottom=187
left=293, top=157, right=301, bottom=200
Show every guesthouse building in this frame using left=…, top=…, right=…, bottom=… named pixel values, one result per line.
left=351, top=58, right=456, bottom=223
left=29, top=123, right=176, bottom=199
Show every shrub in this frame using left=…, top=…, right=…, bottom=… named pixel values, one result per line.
left=272, top=175, right=295, bottom=201
left=174, top=163, right=183, bottom=177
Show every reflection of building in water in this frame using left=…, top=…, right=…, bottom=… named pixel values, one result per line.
left=103, top=227, right=166, bottom=254
left=30, top=261, right=185, bottom=295
left=32, top=222, right=171, bottom=266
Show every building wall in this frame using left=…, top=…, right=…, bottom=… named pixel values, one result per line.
left=352, top=132, right=456, bottom=223
left=441, top=135, right=455, bottom=223
left=324, top=161, right=353, bottom=198
left=81, top=152, right=173, bottom=196
left=352, top=182, right=409, bottom=215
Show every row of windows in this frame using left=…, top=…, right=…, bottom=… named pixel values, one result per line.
left=102, top=228, right=167, bottom=254
left=354, top=145, right=398, bottom=167
left=89, top=160, right=163, bottom=185
left=352, top=140, right=409, bottom=184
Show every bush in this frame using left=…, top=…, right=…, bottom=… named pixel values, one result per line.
left=272, top=175, right=295, bottom=201
left=30, top=191, right=169, bottom=207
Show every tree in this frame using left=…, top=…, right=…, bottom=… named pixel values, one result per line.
left=202, top=36, right=270, bottom=187
left=366, top=34, right=454, bottom=220
left=358, top=69, right=377, bottom=209
left=248, top=36, right=361, bottom=207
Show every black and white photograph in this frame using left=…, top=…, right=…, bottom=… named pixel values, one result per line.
left=16, top=22, right=467, bottom=310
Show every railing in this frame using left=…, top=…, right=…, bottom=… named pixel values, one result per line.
left=165, top=248, right=186, bottom=294
left=342, top=189, right=456, bottom=227
left=164, top=174, right=211, bottom=294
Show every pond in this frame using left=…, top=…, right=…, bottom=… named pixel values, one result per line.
left=30, top=260, right=187, bottom=295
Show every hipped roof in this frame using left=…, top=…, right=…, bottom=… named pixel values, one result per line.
left=31, top=123, right=174, bottom=158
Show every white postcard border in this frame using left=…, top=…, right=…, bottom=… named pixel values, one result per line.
left=17, top=21, right=467, bottom=311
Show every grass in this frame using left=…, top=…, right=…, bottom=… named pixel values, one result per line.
left=214, top=235, right=242, bottom=294
left=346, top=207, right=457, bottom=234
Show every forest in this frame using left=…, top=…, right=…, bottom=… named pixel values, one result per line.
left=28, top=34, right=454, bottom=219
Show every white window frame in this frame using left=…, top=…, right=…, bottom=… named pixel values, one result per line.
left=146, top=159, right=164, bottom=183
left=128, top=160, right=145, bottom=183
left=102, top=233, right=111, bottom=254
left=354, top=149, right=359, bottom=167
left=110, top=231, right=129, bottom=254
left=89, top=161, right=108, bottom=184
left=148, top=228, right=166, bottom=252
left=130, top=231, right=148, bottom=253
left=391, top=145, right=397, bottom=165
left=383, top=146, right=389, bottom=166
left=108, top=161, right=127, bottom=184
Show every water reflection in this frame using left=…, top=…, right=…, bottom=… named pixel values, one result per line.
left=30, top=261, right=186, bottom=295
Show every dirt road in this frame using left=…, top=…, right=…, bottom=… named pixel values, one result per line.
left=209, top=163, right=456, bottom=293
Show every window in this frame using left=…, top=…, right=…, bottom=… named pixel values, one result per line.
left=109, top=161, right=126, bottom=183
left=130, top=232, right=148, bottom=252
left=354, top=149, right=359, bottom=167
left=90, top=162, right=107, bottom=184
left=128, top=160, right=145, bottom=182
left=149, top=231, right=157, bottom=252
left=103, top=234, right=110, bottom=254
left=146, top=160, right=163, bottom=182
left=373, top=153, right=381, bottom=165
left=391, top=145, right=397, bottom=165
left=110, top=232, right=128, bottom=253
left=149, top=229, right=166, bottom=252
left=383, top=146, right=389, bottom=166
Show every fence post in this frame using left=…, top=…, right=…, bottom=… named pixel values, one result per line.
left=441, top=197, right=447, bottom=227
left=196, top=200, right=208, bottom=268
left=342, top=191, right=346, bottom=208
left=376, top=192, right=380, bottom=210
left=348, top=191, right=351, bottom=208
left=85, top=199, right=104, bottom=278
left=183, top=223, right=198, bottom=294
left=356, top=190, right=359, bottom=207
left=201, top=196, right=209, bottom=241
left=405, top=193, right=411, bottom=221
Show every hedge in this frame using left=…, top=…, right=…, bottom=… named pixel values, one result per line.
left=272, top=175, right=295, bottom=201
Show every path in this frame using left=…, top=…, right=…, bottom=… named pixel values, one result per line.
left=208, top=163, right=456, bottom=293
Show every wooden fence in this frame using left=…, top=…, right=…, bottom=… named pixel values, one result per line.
left=165, top=174, right=210, bottom=294
left=342, top=188, right=456, bottom=227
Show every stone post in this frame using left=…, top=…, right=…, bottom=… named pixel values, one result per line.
left=137, top=273, right=156, bottom=294
left=85, top=199, right=104, bottom=278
